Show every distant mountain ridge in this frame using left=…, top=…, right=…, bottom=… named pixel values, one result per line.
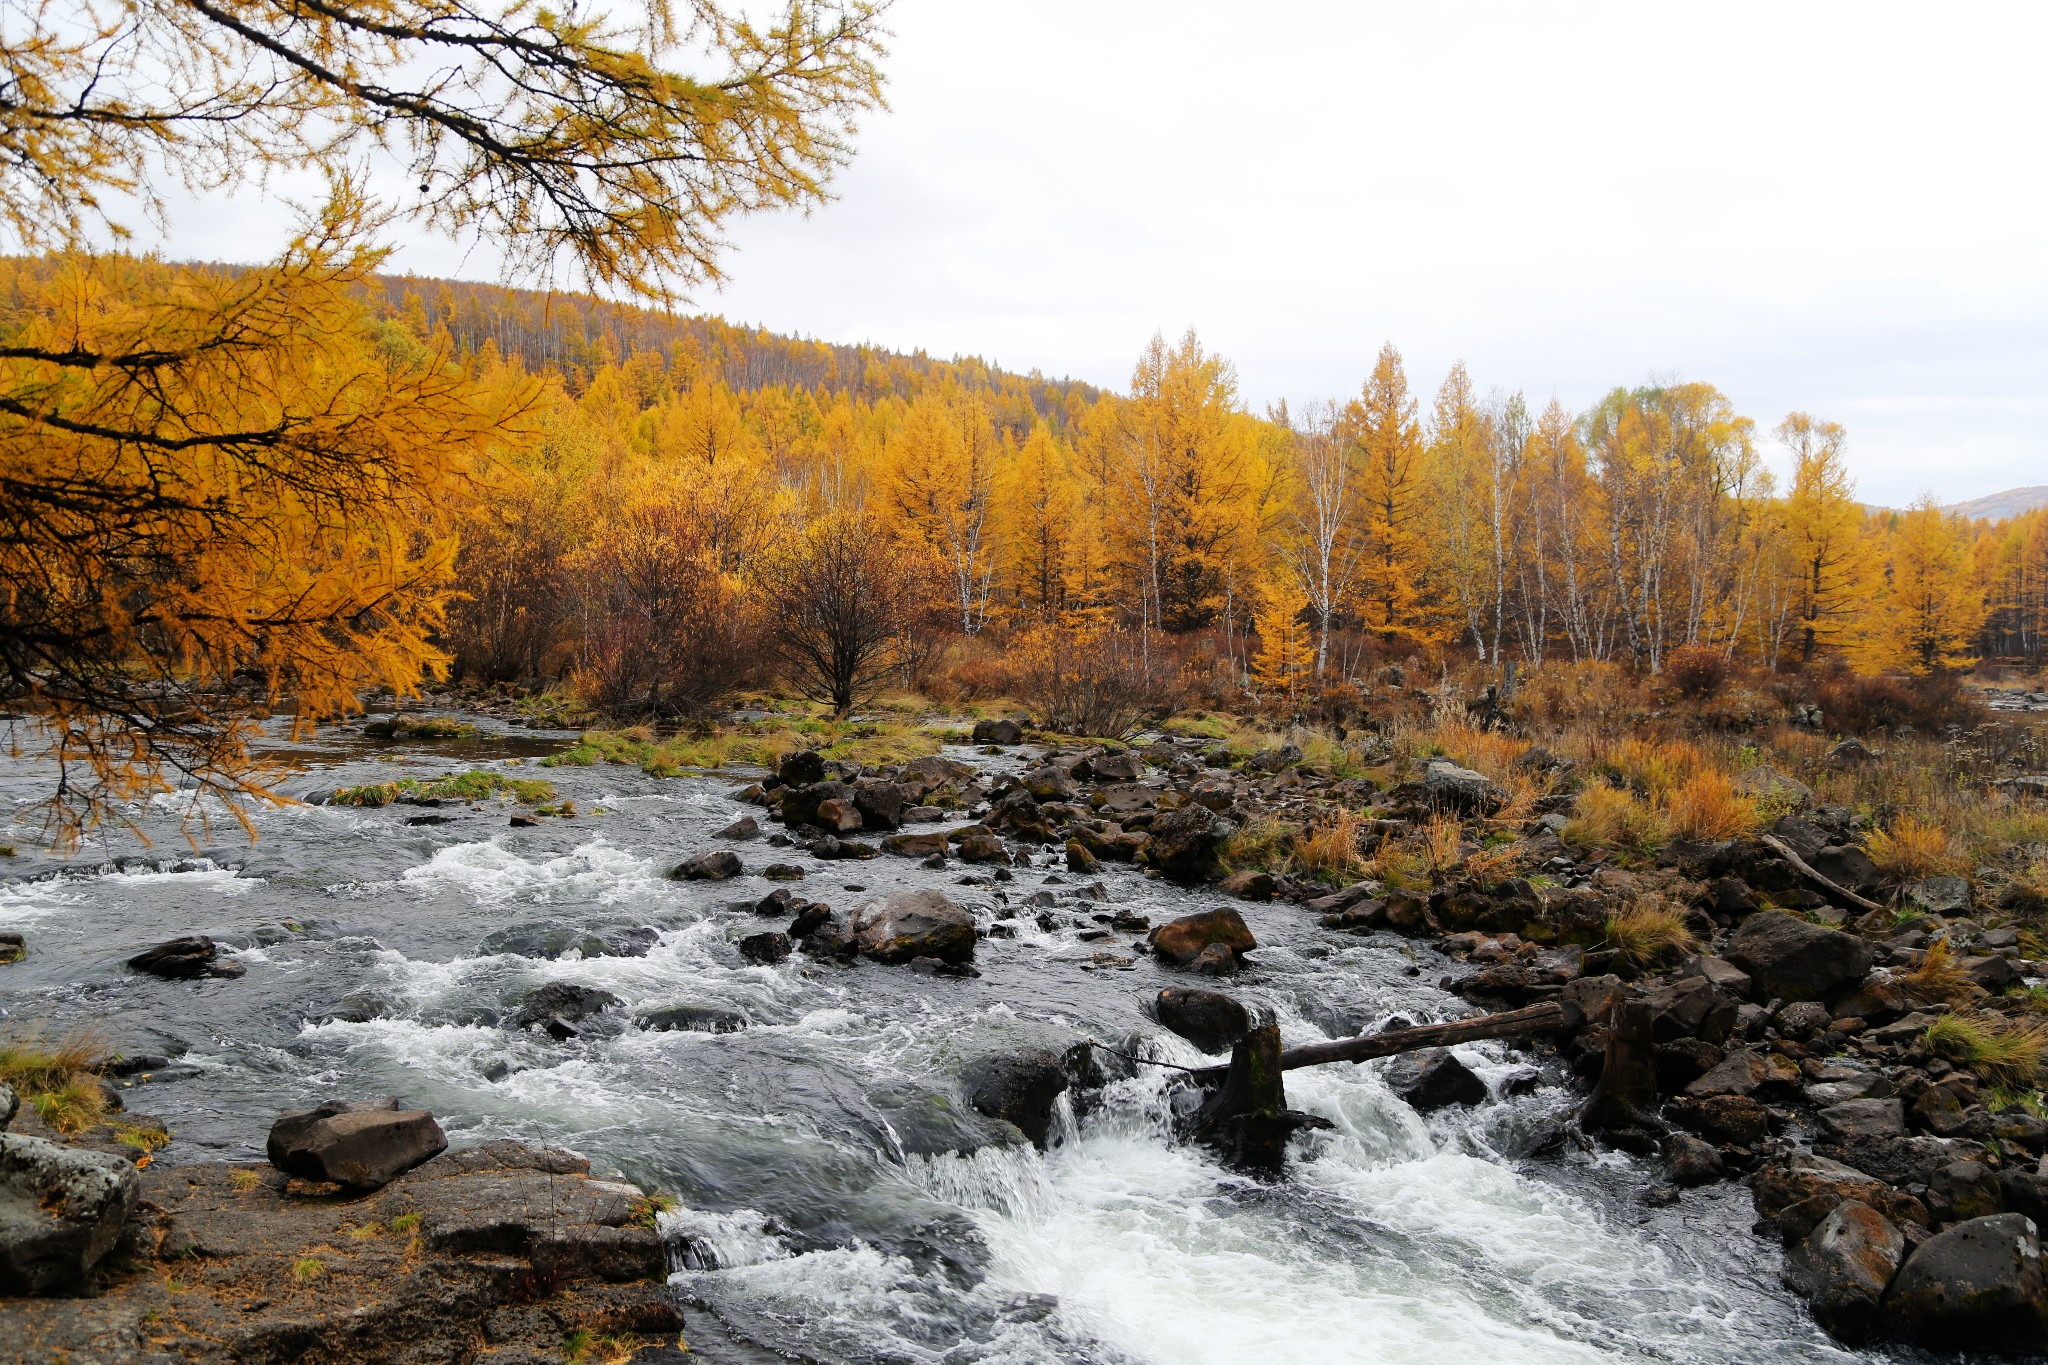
left=1945, top=486, right=2048, bottom=521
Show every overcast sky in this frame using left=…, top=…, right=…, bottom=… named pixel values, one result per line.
left=159, top=0, right=2047, bottom=507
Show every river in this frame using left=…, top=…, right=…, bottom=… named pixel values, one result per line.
left=0, top=715, right=1921, bottom=1364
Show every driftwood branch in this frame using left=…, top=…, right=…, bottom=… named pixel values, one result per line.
left=1758, top=833, right=1886, bottom=915
left=1187, top=1001, right=1564, bottom=1085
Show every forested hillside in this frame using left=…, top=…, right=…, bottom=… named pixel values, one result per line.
left=335, top=275, right=2048, bottom=704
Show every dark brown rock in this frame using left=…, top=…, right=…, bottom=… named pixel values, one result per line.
left=1149, top=908, right=1257, bottom=967
left=1155, top=986, right=1252, bottom=1053
left=850, top=889, right=978, bottom=965
left=266, top=1098, right=447, bottom=1190
left=1724, top=911, right=1875, bottom=1003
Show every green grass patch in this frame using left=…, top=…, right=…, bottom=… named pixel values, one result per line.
left=1928, top=1013, right=2048, bottom=1088
left=546, top=716, right=943, bottom=777
left=1, top=1025, right=108, bottom=1134
left=363, top=716, right=478, bottom=740
left=330, top=769, right=556, bottom=807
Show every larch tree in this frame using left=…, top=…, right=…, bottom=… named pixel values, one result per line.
left=0, top=0, right=889, bottom=837
left=1250, top=576, right=1315, bottom=699
left=999, top=421, right=1081, bottom=617
left=1879, top=497, right=1985, bottom=672
left=1346, top=343, right=1432, bottom=644
left=1777, top=413, right=1876, bottom=663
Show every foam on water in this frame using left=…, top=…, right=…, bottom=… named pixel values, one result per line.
left=399, top=836, right=666, bottom=905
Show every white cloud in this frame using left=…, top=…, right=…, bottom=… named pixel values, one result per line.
left=145, top=0, right=2048, bottom=506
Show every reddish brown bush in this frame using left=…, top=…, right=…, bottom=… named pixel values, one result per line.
left=1665, top=645, right=1731, bottom=701
left=1811, top=667, right=1982, bottom=734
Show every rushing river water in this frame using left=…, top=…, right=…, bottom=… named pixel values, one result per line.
left=0, top=716, right=1926, bottom=1364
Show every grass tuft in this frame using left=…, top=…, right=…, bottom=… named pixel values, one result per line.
left=1604, top=899, right=1697, bottom=966
left=1927, top=1012, right=2048, bottom=1089
left=1866, top=817, right=1964, bottom=882
left=0, top=1023, right=109, bottom=1134
left=331, top=769, right=555, bottom=807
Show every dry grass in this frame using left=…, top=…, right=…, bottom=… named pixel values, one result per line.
left=1416, top=718, right=1530, bottom=781
left=1866, top=817, right=1965, bottom=882
left=1663, top=769, right=1764, bottom=841
left=1421, top=813, right=1466, bottom=880
left=1293, top=809, right=1369, bottom=881
left=1927, top=1013, right=2048, bottom=1089
left=1604, top=899, right=1698, bottom=966
left=1220, top=816, right=1293, bottom=875
left=1895, top=937, right=1979, bottom=1006
left=1562, top=781, right=1667, bottom=855
left=0, top=1023, right=109, bottom=1134
left=2011, top=858, right=2048, bottom=914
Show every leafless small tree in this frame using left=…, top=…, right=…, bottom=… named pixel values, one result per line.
left=757, top=510, right=930, bottom=716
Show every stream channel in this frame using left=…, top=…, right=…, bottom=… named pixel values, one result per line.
left=0, top=715, right=1930, bottom=1364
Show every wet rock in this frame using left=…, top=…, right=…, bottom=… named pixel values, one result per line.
left=1065, top=839, right=1101, bottom=874
left=673, top=849, right=743, bottom=880
left=809, top=834, right=878, bottom=861
left=1140, top=805, right=1235, bottom=884
left=1820, top=1098, right=1907, bottom=1143
left=814, top=797, right=864, bottom=832
left=1149, top=907, right=1257, bottom=968
left=714, top=815, right=761, bottom=841
left=972, top=717, right=1025, bottom=745
left=1644, top=975, right=1738, bottom=1044
left=507, top=982, right=623, bottom=1038
left=1723, top=911, right=1874, bottom=1002
left=787, top=901, right=835, bottom=939
left=0, top=1134, right=139, bottom=1293
left=478, top=922, right=657, bottom=960
left=126, top=934, right=242, bottom=980
left=761, top=862, right=807, bottom=880
left=1188, top=943, right=1239, bottom=975
left=955, top=831, right=1010, bottom=865
left=882, top=831, right=949, bottom=859
left=897, top=754, right=978, bottom=801
left=1218, top=869, right=1276, bottom=901
left=964, top=1049, right=1068, bottom=1147
left=1384, top=1048, right=1488, bottom=1113
left=637, top=1004, right=747, bottom=1034
left=1090, top=752, right=1142, bottom=782
left=778, top=749, right=827, bottom=787
left=1786, top=1200, right=1905, bottom=1342
left=853, top=783, right=905, bottom=830
left=850, top=888, right=978, bottom=965
left=1155, top=986, right=1252, bottom=1053
left=738, top=931, right=791, bottom=964
left=1882, top=1213, right=2048, bottom=1351
left=1421, top=759, right=1506, bottom=815
left=0, top=931, right=25, bottom=965
left=1669, top=1094, right=1772, bottom=1147
left=266, top=1097, right=448, bottom=1191
left=1658, top=1131, right=1723, bottom=1185
left=1755, top=1149, right=1929, bottom=1240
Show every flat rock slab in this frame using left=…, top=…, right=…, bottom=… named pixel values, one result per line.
left=0, top=1139, right=679, bottom=1364
left=267, top=1098, right=448, bottom=1190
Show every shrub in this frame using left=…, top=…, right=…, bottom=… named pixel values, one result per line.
left=1812, top=668, right=1983, bottom=734
left=1004, top=622, right=1179, bottom=740
left=1866, top=817, right=1964, bottom=881
left=1665, top=644, right=1731, bottom=701
left=1604, top=899, right=1697, bottom=966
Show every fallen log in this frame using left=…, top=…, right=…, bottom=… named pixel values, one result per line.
left=1757, top=833, right=1886, bottom=915
left=1187, top=1001, right=1564, bottom=1085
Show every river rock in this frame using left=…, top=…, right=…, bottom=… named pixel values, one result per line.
left=127, top=934, right=242, bottom=980
left=1155, top=986, right=1251, bottom=1053
left=0, top=1133, right=139, bottom=1293
left=0, top=1084, right=14, bottom=1130
left=1723, top=911, right=1874, bottom=1002
left=507, top=982, right=623, bottom=1038
left=1090, top=752, right=1142, bottom=782
left=779, top=779, right=853, bottom=829
left=674, top=849, right=743, bottom=880
left=1140, top=806, right=1235, bottom=884
left=851, top=889, right=977, bottom=965
left=1786, top=1200, right=1906, bottom=1342
left=714, top=815, right=761, bottom=841
left=266, top=1098, right=447, bottom=1191
left=1754, top=1148, right=1929, bottom=1239
left=1384, top=1048, right=1487, bottom=1112
left=1882, top=1213, right=2048, bottom=1350
left=853, top=783, right=905, bottom=830
left=1149, top=908, right=1257, bottom=968
left=0, top=931, right=23, bottom=965
left=964, top=1049, right=1068, bottom=1147
left=478, top=922, right=657, bottom=960
left=1665, top=1133, right=1727, bottom=1186
left=738, top=931, right=791, bottom=964
left=1218, top=869, right=1277, bottom=901
left=1820, top=1098, right=1906, bottom=1143
left=972, top=717, right=1024, bottom=745
left=1065, top=839, right=1101, bottom=873
left=882, top=831, right=949, bottom=859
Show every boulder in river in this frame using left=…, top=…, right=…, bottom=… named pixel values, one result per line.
left=478, top=922, right=657, bottom=960
left=1149, top=908, right=1256, bottom=968
left=964, top=1049, right=1068, bottom=1147
left=127, top=934, right=243, bottom=980
left=851, top=889, right=978, bottom=965
left=715, top=815, right=761, bottom=841
left=778, top=749, right=827, bottom=787
left=1723, top=911, right=1874, bottom=1002
left=1155, top=986, right=1251, bottom=1053
left=673, top=849, right=743, bottom=881
left=1786, top=1199, right=1906, bottom=1342
left=738, top=931, right=791, bottom=964
left=0, top=930, right=23, bottom=965
left=508, top=982, right=624, bottom=1039
left=637, top=1004, right=747, bottom=1034
left=1383, top=1047, right=1487, bottom=1113
left=266, top=1097, right=447, bottom=1191
left=1219, top=870, right=1276, bottom=901
left=971, top=717, right=1024, bottom=745
left=1882, top=1212, right=2048, bottom=1350
left=1140, top=806, right=1235, bottom=884
left=0, top=1133, right=139, bottom=1292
